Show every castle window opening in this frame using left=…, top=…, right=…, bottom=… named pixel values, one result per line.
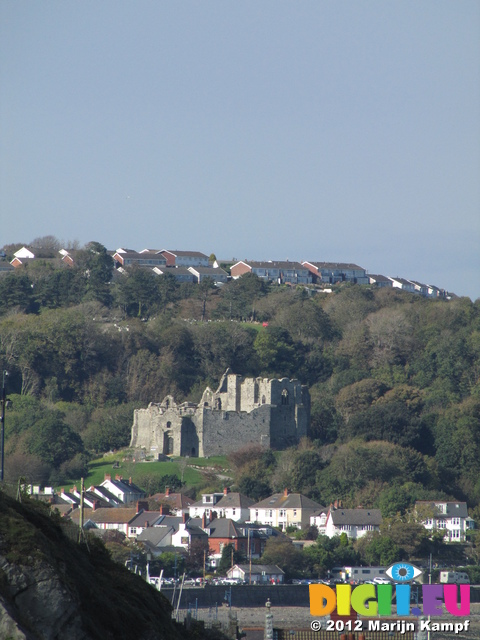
left=281, top=389, right=289, bottom=405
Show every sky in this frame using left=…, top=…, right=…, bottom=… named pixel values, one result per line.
left=1, top=1, right=479, bottom=299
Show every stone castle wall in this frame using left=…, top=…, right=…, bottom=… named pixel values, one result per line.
left=130, top=370, right=310, bottom=457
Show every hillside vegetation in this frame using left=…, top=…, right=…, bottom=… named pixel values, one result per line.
left=1, top=247, right=479, bottom=516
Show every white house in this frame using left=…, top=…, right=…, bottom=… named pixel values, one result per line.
left=100, top=474, right=146, bottom=505
left=322, top=508, right=382, bottom=540
left=190, top=489, right=253, bottom=523
left=415, top=501, right=475, bottom=542
left=227, top=564, right=285, bottom=584
left=249, top=490, right=324, bottom=531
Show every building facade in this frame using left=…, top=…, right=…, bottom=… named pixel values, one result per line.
left=130, top=370, right=310, bottom=457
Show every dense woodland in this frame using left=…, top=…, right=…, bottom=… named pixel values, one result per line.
left=1, top=240, right=480, bottom=535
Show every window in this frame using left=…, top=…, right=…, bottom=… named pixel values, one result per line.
left=269, top=510, right=273, bottom=518
left=232, top=508, right=236, bottom=516
left=281, top=389, right=289, bottom=405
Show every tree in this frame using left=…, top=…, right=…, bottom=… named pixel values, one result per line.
left=260, top=537, right=305, bottom=580
left=117, top=265, right=161, bottom=318
left=76, top=241, right=113, bottom=306
left=185, top=538, right=211, bottom=574
left=0, top=273, right=34, bottom=315
left=356, top=532, right=401, bottom=565
left=217, top=543, right=245, bottom=575
left=213, top=273, right=268, bottom=321
left=343, top=402, right=425, bottom=450
left=254, top=327, right=299, bottom=377
left=27, top=414, right=84, bottom=467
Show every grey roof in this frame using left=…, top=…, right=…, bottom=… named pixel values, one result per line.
left=248, top=261, right=307, bottom=270
left=91, top=486, right=123, bottom=505
left=233, top=564, right=284, bottom=575
left=368, top=274, right=391, bottom=283
left=153, top=266, right=193, bottom=276
left=162, top=250, right=208, bottom=258
left=389, top=277, right=414, bottom=287
left=189, top=266, right=228, bottom=275
left=216, top=492, right=254, bottom=509
left=137, top=526, right=174, bottom=546
left=416, top=501, right=469, bottom=519
left=205, top=518, right=244, bottom=539
left=330, top=508, right=382, bottom=526
left=150, top=492, right=194, bottom=509
left=251, top=493, right=323, bottom=510
left=191, top=492, right=253, bottom=510
left=305, top=261, right=365, bottom=271
left=129, top=511, right=164, bottom=527
left=107, top=478, right=145, bottom=495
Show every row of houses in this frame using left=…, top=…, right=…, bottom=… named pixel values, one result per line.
left=4, top=246, right=449, bottom=297
left=35, top=476, right=474, bottom=565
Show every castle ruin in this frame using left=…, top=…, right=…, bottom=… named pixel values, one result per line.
left=130, top=369, right=310, bottom=458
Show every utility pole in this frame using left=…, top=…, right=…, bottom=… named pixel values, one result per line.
left=0, top=371, right=8, bottom=482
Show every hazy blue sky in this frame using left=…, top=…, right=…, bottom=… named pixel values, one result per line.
left=1, top=1, right=479, bottom=299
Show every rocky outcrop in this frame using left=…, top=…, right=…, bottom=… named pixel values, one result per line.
left=0, top=491, right=222, bottom=640
left=0, top=553, right=87, bottom=640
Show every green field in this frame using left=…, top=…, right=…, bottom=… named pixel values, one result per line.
left=62, top=452, right=231, bottom=494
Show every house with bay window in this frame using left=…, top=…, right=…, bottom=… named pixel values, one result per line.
left=415, top=501, right=474, bottom=542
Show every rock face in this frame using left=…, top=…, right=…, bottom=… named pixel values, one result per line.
left=0, top=553, right=87, bottom=640
left=0, top=491, right=216, bottom=640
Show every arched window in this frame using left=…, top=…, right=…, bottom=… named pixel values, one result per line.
left=281, top=389, right=289, bottom=405
left=261, top=395, right=266, bottom=405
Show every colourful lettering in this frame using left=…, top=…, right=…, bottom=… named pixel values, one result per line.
left=443, top=584, right=470, bottom=616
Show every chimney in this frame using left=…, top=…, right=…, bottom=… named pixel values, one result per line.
left=165, top=486, right=170, bottom=497
left=115, top=474, right=122, bottom=481
left=183, top=512, right=188, bottom=524
left=73, top=485, right=77, bottom=493
left=202, top=513, right=207, bottom=529
left=223, top=487, right=229, bottom=496
left=93, top=500, right=100, bottom=511
left=145, top=521, right=149, bottom=528
left=159, top=504, right=170, bottom=516
left=129, top=477, right=132, bottom=485
left=284, top=488, right=288, bottom=498
left=136, top=500, right=148, bottom=513
left=61, top=488, right=65, bottom=494
left=334, top=499, right=338, bottom=509
left=104, top=474, right=111, bottom=482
